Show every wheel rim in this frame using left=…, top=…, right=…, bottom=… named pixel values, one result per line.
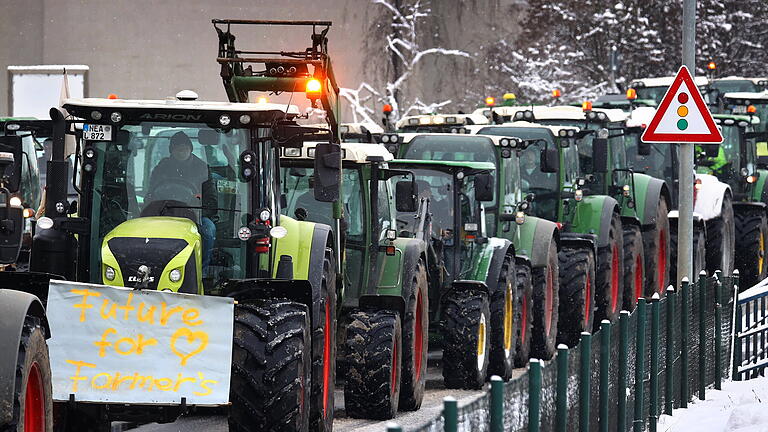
left=545, top=266, right=554, bottom=337
left=477, top=313, right=487, bottom=371
left=759, top=231, right=765, bottom=276
left=503, top=281, right=514, bottom=355
left=634, top=255, right=643, bottom=303
left=658, top=229, right=667, bottom=294
left=24, top=362, right=45, bottom=432
left=611, top=245, right=619, bottom=314
left=391, top=335, right=399, bottom=393
left=521, top=289, right=528, bottom=343
left=584, top=274, right=591, bottom=328
left=322, top=295, right=331, bottom=417
left=414, top=288, right=424, bottom=382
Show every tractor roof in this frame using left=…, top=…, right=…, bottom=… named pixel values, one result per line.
left=625, top=107, right=657, bottom=128
left=712, top=76, right=767, bottom=85
left=398, top=132, right=516, bottom=147
left=396, top=113, right=489, bottom=129
left=713, top=113, right=760, bottom=125
left=473, top=105, right=626, bottom=123
left=390, top=159, right=496, bottom=173
left=630, top=76, right=709, bottom=88
left=62, top=97, right=302, bottom=115
left=284, top=141, right=393, bottom=164
left=469, top=121, right=578, bottom=140
left=341, top=122, right=384, bottom=134
left=723, top=91, right=768, bottom=102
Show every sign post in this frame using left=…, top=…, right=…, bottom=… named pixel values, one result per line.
left=680, top=0, right=697, bottom=286
left=641, top=65, right=722, bottom=287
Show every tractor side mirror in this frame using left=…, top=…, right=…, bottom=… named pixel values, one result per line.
left=273, top=122, right=328, bottom=148
left=313, top=143, right=341, bottom=202
left=703, top=143, right=720, bottom=157
left=0, top=200, right=23, bottom=264
left=395, top=180, right=417, bottom=212
left=198, top=129, right=220, bottom=146
left=474, top=173, right=495, bottom=202
left=592, top=138, right=609, bottom=173
left=0, top=137, right=22, bottom=193
left=637, top=142, right=651, bottom=156
left=540, top=148, right=559, bottom=173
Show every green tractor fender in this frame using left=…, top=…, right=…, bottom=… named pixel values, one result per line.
left=571, top=195, right=620, bottom=248
left=750, top=168, right=768, bottom=203
left=632, top=174, right=672, bottom=228
left=474, top=238, right=513, bottom=289
left=0, top=289, right=49, bottom=425
left=517, top=216, right=559, bottom=270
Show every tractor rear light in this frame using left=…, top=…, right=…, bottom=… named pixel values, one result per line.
left=385, top=245, right=396, bottom=256
left=254, top=237, right=270, bottom=254
left=626, top=89, right=637, bottom=100
left=105, top=266, right=116, bottom=281
left=169, top=268, right=182, bottom=282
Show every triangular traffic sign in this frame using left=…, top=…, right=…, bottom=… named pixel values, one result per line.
left=641, top=66, right=723, bottom=143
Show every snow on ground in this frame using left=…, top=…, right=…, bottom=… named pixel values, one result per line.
left=657, top=376, right=768, bottom=432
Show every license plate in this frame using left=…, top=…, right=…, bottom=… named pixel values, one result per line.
left=82, top=124, right=113, bottom=141
left=732, top=105, right=747, bottom=114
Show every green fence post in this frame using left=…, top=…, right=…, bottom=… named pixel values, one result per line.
left=732, top=270, right=741, bottom=381
left=681, top=278, right=690, bottom=407
left=556, top=344, right=569, bottom=432
left=490, top=375, right=503, bottom=432
left=665, top=286, right=675, bottom=415
left=698, top=271, right=707, bottom=400
left=580, top=332, right=591, bottom=432
left=386, top=423, right=402, bottom=432
left=634, top=298, right=647, bottom=432
left=599, top=321, right=610, bottom=432
left=529, top=359, right=542, bottom=432
left=618, top=310, right=630, bottom=432
left=650, top=294, right=660, bottom=432
left=443, top=397, right=457, bottom=432
left=714, top=272, right=723, bottom=390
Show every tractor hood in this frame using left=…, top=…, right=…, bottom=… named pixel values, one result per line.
left=100, top=216, right=202, bottom=294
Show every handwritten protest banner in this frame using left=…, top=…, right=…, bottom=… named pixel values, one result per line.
left=47, top=280, right=234, bottom=405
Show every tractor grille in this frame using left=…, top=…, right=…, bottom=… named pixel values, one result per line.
left=107, top=237, right=188, bottom=290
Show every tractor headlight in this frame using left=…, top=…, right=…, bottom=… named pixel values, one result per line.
left=110, top=112, right=122, bottom=123
left=515, top=211, right=526, bottom=225
left=239, top=114, right=252, bottom=125
left=622, top=184, right=631, bottom=197
left=381, top=134, right=391, bottom=143
left=219, top=114, right=231, bottom=126
left=105, top=266, right=116, bottom=281
left=169, top=268, right=182, bottom=282
left=259, top=209, right=271, bottom=222
left=91, top=111, right=102, bottom=121
left=36, top=217, right=54, bottom=230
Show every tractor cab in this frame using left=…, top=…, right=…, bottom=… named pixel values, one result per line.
left=0, top=119, right=45, bottom=210
left=396, top=113, right=489, bottom=134
left=723, top=92, right=768, bottom=168
left=710, top=76, right=767, bottom=95
left=629, top=76, right=712, bottom=106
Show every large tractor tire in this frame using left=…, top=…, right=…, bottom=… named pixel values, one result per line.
left=531, top=241, right=559, bottom=360
left=229, top=300, right=311, bottom=432
left=623, top=225, right=645, bottom=311
left=441, top=290, right=490, bottom=390
left=5, top=316, right=52, bottom=432
left=398, top=258, right=429, bottom=411
left=596, top=213, right=624, bottom=325
left=705, top=195, right=735, bottom=277
left=488, top=255, right=516, bottom=380
left=513, top=261, right=533, bottom=367
left=735, top=210, right=768, bottom=289
left=311, top=249, right=336, bottom=432
left=557, top=247, right=595, bottom=348
left=344, top=310, right=402, bottom=420
left=642, top=199, right=671, bottom=297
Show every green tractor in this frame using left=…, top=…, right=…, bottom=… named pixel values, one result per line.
left=388, top=158, right=525, bottom=386
left=468, top=123, right=623, bottom=344
left=696, top=113, right=768, bottom=288
left=500, top=105, right=672, bottom=301
left=390, top=132, right=562, bottom=359
left=279, top=141, right=429, bottom=419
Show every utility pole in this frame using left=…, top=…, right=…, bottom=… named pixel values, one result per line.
left=678, top=0, right=696, bottom=286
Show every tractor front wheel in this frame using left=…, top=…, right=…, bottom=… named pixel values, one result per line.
left=596, top=213, right=624, bottom=325
left=557, top=247, right=596, bottom=348
left=441, top=290, right=490, bottom=390
left=488, top=255, right=516, bottom=380
left=513, top=261, right=533, bottom=367
left=735, top=210, right=768, bottom=289
left=310, top=249, right=336, bottom=432
left=8, top=316, right=52, bottom=432
left=229, top=300, right=311, bottom=432
left=642, top=199, right=671, bottom=297
left=623, top=225, right=645, bottom=310
left=344, top=310, right=402, bottom=420
left=531, top=240, right=560, bottom=360
left=399, top=258, right=428, bottom=411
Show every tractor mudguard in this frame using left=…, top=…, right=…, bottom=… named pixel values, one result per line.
left=272, top=216, right=335, bottom=299
left=751, top=169, right=768, bottom=203
left=444, top=280, right=489, bottom=301
left=517, top=216, right=559, bottom=269
left=0, top=272, right=64, bottom=307
left=694, top=174, right=732, bottom=221
left=0, top=289, right=48, bottom=425
left=668, top=210, right=706, bottom=231
left=372, top=237, right=426, bottom=298
left=572, top=195, right=620, bottom=248
left=358, top=295, right=406, bottom=319
left=634, top=174, right=671, bottom=228
left=559, top=231, right=598, bottom=258
left=223, top=278, right=314, bottom=306
left=733, top=201, right=767, bottom=215
left=472, top=238, right=512, bottom=291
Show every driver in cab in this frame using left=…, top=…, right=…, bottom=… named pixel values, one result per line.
left=148, top=131, right=216, bottom=272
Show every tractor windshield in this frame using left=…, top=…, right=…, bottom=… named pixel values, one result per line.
left=85, top=121, right=252, bottom=288
left=711, top=80, right=761, bottom=94
left=626, top=130, right=677, bottom=184
left=696, top=123, right=755, bottom=190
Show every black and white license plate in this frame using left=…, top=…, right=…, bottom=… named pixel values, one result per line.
left=82, top=124, right=113, bottom=141
left=732, top=105, right=748, bottom=114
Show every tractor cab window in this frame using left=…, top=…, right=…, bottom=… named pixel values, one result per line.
left=86, top=121, right=251, bottom=289
left=697, top=123, right=742, bottom=184
left=711, top=80, right=760, bottom=94
left=519, top=141, right=558, bottom=221
left=636, top=87, right=669, bottom=105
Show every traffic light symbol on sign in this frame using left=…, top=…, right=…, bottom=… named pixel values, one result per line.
left=677, top=93, right=689, bottom=131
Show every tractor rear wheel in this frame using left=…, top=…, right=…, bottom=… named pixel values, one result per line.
left=531, top=240, right=559, bottom=360
left=557, top=247, right=595, bottom=348
left=596, top=213, right=624, bottom=325
left=399, top=258, right=428, bottom=411
left=6, top=316, right=52, bottom=432
left=310, top=249, right=336, bottom=432
left=441, top=290, right=490, bottom=390
left=229, top=300, right=311, bottom=432
left=706, top=195, right=735, bottom=277
left=513, top=261, right=533, bottom=367
left=622, top=225, right=645, bottom=310
left=735, top=210, right=768, bottom=289
left=642, top=199, right=671, bottom=297
left=488, top=255, right=516, bottom=380
left=344, top=310, right=402, bottom=420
